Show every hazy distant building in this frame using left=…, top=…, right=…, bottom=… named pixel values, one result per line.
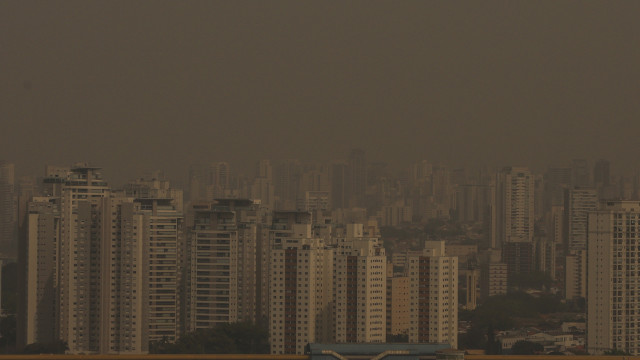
left=546, top=205, right=564, bottom=247
left=407, top=241, right=458, bottom=348
left=565, top=250, right=586, bottom=300
left=587, top=201, right=640, bottom=355
left=461, top=268, right=480, bottom=310
left=572, top=159, right=591, bottom=187
left=454, top=184, right=493, bottom=224
left=543, top=167, right=572, bottom=212
left=563, top=187, right=598, bottom=252
left=380, top=202, right=412, bottom=226
left=502, top=239, right=534, bottom=275
left=593, top=159, right=611, bottom=187
left=494, top=167, right=535, bottom=249
left=535, top=236, right=555, bottom=280
left=330, top=162, right=349, bottom=210
left=297, top=191, right=329, bottom=212
left=479, top=249, right=507, bottom=299
left=0, top=161, right=16, bottom=259
left=348, top=149, right=367, bottom=208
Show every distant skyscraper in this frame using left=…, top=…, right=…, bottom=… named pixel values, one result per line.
left=572, top=159, right=591, bottom=187
left=587, top=201, right=640, bottom=355
left=563, top=187, right=598, bottom=252
left=593, top=159, right=611, bottom=187
left=274, top=160, right=302, bottom=210
left=565, top=250, right=586, bottom=300
left=0, top=161, right=16, bottom=259
left=348, top=149, right=367, bottom=207
left=543, top=167, right=572, bottom=212
left=494, top=167, right=535, bottom=249
left=330, top=162, right=348, bottom=210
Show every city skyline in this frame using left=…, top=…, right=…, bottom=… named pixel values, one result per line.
left=3, top=0, right=640, bottom=356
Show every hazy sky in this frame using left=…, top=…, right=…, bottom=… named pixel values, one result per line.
left=1, top=1, right=639, bottom=184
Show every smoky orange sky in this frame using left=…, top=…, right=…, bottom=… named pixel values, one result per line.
left=1, top=1, right=639, bottom=184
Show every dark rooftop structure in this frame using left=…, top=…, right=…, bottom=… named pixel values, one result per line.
left=307, top=343, right=452, bottom=360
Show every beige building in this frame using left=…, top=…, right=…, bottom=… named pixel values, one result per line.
left=587, top=201, right=640, bottom=355
left=269, top=224, right=334, bottom=355
left=187, top=199, right=260, bottom=331
left=334, top=224, right=386, bottom=343
left=386, top=271, right=410, bottom=337
left=407, top=241, right=458, bottom=348
left=24, top=166, right=185, bottom=354
left=25, top=197, right=60, bottom=346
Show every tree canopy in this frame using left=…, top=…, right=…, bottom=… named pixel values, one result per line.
left=150, top=321, right=269, bottom=354
left=511, top=340, right=543, bottom=355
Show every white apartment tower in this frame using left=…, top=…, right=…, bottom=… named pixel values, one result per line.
left=587, top=201, right=640, bottom=355
left=269, top=222, right=334, bottom=355
left=334, top=224, right=386, bottom=343
left=407, top=241, right=458, bottom=348
left=134, top=196, right=184, bottom=344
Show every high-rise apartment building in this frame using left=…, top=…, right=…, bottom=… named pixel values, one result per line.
left=348, top=149, right=367, bottom=208
left=494, top=167, right=535, bottom=249
left=386, top=265, right=410, bottom=337
left=135, top=196, right=185, bottom=344
left=563, top=187, right=598, bottom=252
left=269, top=223, right=334, bottom=354
left=562, top=187, right=597, bottom=300
left=0, top=161, right=16, bottom=260
left=572, top=159, right=591, bottom=188
left=407, top=241, right=458, bottom=348
left=330, top=162, right=348, bottom=210
left=56, top=165, right=111, bottom=353
left=593, top=159, right=611, bottom=187
left=187, top=199, right=260, bottom=331
left=587, top=201, right=640, bottom=355
left=565, top=250, right=586, bottom=300
left=24, top=197, right=60, bottom=346
left=23, top=166, right=184, bottom=354
left=479, top=249, right=508, bottom=299
left=334, top=224, right=386, bottom=343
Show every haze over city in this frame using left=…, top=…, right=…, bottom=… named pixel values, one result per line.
left=2, top=1, right=640, bottom=184
left=3, top=1, right=640, bottom=359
